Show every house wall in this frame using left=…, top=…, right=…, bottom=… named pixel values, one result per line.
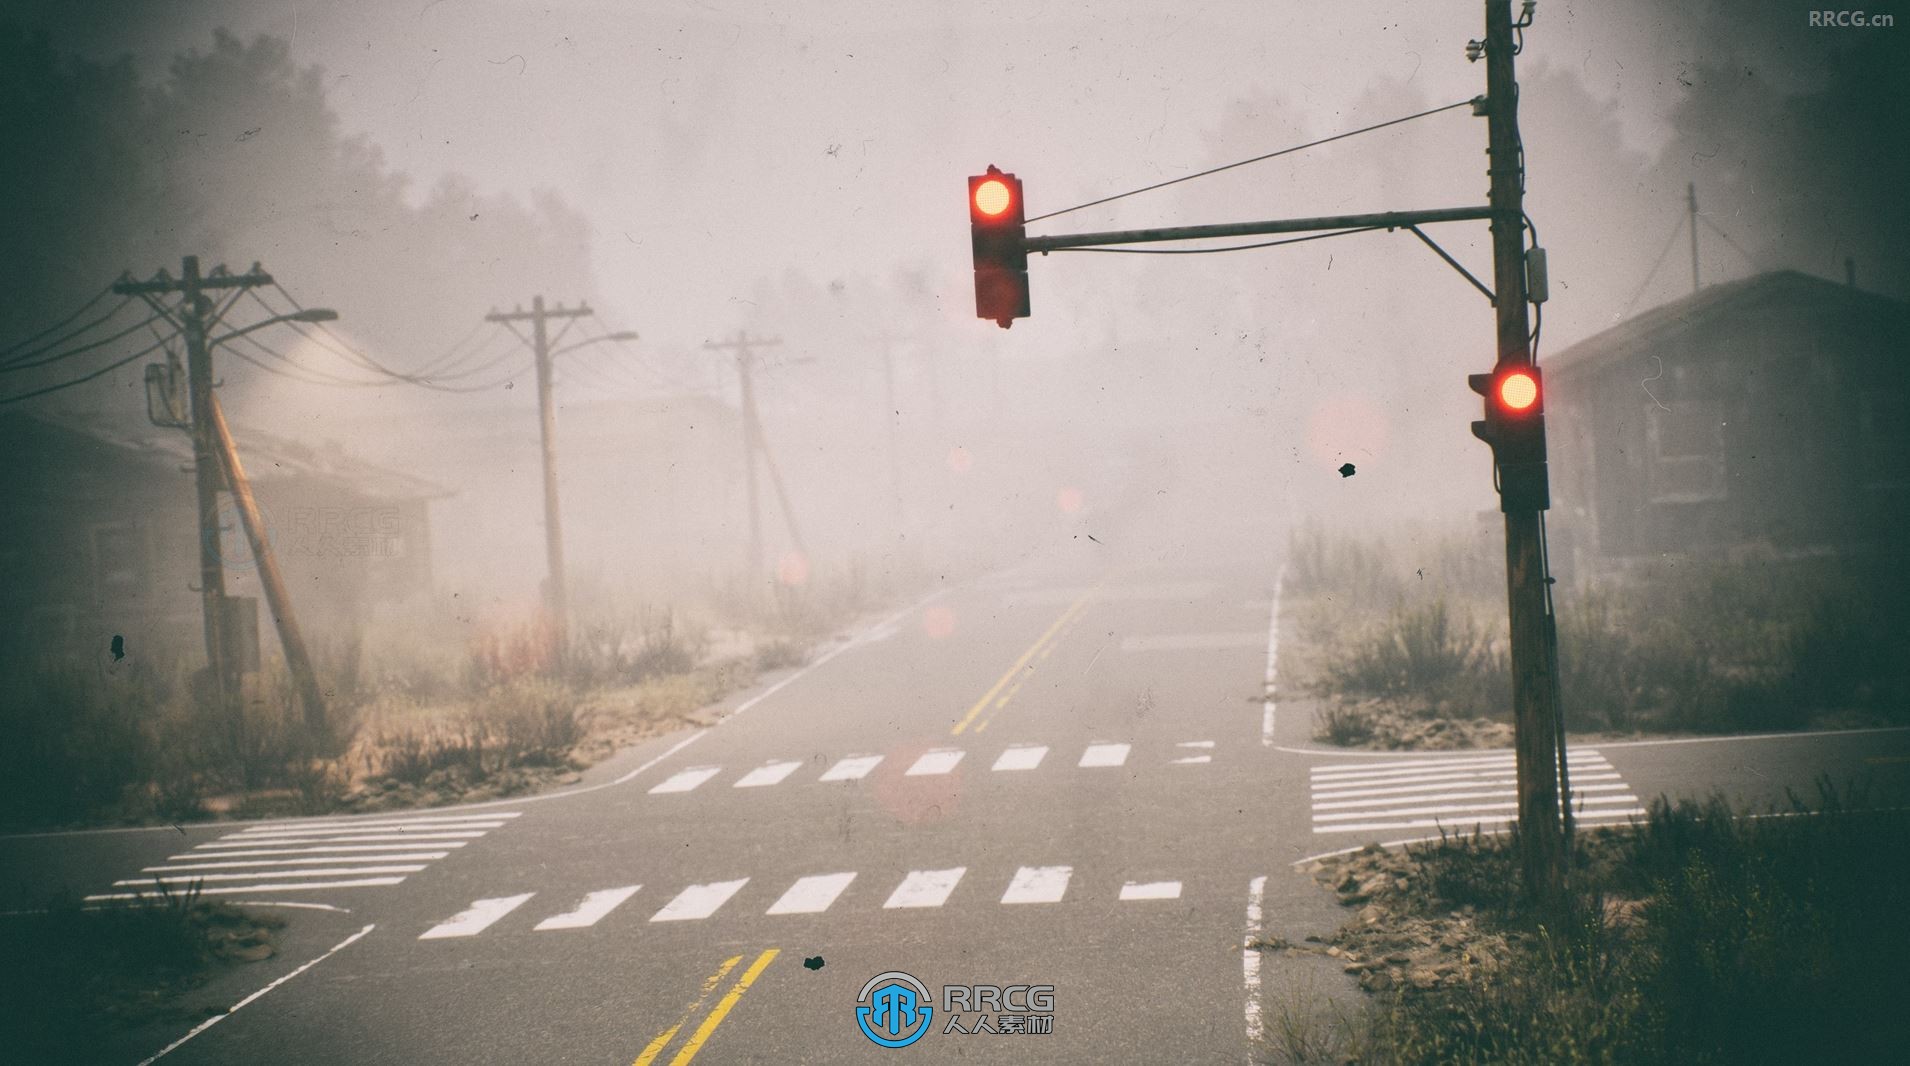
left=1551, top=293, right=1907, bottom=560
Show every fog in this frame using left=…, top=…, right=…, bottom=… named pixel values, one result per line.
left=3, top=0, right=1903, bottom=635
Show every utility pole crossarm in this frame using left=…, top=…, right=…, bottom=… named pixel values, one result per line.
left=112, top=267, right=273, bottom=296
left=1021, top=205, right=1492, bottom=254
left=486, top=302, right=594, bottom=324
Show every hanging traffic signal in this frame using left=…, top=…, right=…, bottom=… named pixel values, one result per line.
left=1468, top=364, right=1550, bottom=512
left=969, top=165, right=1029, bottom=328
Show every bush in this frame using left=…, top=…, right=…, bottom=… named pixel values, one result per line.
left=1326, top=599, right=1488, bottom=701
left=1352, top=788, right=1910, bottom=1065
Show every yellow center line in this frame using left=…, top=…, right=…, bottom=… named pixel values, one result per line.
left=633, top=954, right=743, bottom=1066
left=669, top=948, right=780, bottom=1065
left=950, top=590, right=1096, bottom=735
left=977, top=596, right=1099, bottom=733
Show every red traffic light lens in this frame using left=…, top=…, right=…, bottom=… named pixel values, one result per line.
left=973, top=178, right=1013, bottom=218
left=1498, top=370, right=1539, bottom=411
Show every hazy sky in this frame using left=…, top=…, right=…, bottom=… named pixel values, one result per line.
left=10, top=0, right=1776, bottom=354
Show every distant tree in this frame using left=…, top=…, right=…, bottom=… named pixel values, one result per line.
left=0, top=25, right=596, bottom=405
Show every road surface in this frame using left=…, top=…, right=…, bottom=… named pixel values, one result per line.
left=6, top=535, right=1906, bottom=1065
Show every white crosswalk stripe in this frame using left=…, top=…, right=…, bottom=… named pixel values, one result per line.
left=992, top=744, right=1048, bottom=771
left=652, top=879, right=750, bottom=921
left=649, top=767, right=722, bottom=794
left=640, top=741, right=1217, bottom=798
left=415, top=865, right=1203, bottom=938
left=420, top=893, right=536, bottom=939
left=819, top=755, right=883, bottom=781
left=534, top=886, right=641, bottom=931
left=1001, top=865, right=1073, bottom=904
left=86, top=812, right=522, bottom=903
left=905, top=749, right=966, bottom=776
left=734, top=761, right=803, bottom=788
left=884, top=867, right=967, bottom=909
left=1308, top=750, right=1646, bottom=834
left=766, top=872, right=857, bottom=915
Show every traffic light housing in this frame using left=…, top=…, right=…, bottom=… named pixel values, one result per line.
left=1468, top=364, right=1550, bottom=512
left=969, top=166, right=1030, bottom=328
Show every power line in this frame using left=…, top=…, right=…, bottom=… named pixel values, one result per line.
left=1698, top=214, right=1762, bottom=271
left=1, top=302, right=155, bottom=372
left=0, top=332, right=176, bottom=406
left=1025, top=98, right=1478, bottom=224
left=1620, top=214, right=1688, bottom=318
left=0, top=281, right=126, bottom=361
left=228, top=333, right=393, bottom=388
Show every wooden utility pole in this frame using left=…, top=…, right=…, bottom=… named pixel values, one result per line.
left=114, top=257, right=271, bottom=737
left=486, top=297, right=594, bottom=646
left=207, top=395, right=327, bottom=733
left=703, top=332, right=810, bottom=577
left=1687, top=182, right=1702, bottom=294
left=1484, top=0, right=1567, bottom=906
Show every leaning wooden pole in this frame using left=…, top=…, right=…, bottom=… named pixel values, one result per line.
left=207, top=395, right=329, bottom=735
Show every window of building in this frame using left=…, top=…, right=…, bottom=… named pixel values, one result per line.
left=1646, top=400, right=1726, bottom=503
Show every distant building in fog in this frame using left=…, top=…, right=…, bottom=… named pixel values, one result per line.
left=1546, top=270, right=1907, bottom=564
left=0, top=410, right=448, bottom=659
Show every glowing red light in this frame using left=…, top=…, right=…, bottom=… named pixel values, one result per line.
left=973, top=178, right=1012, bottom=218
left=1498, top=371, right=1539, bottom=411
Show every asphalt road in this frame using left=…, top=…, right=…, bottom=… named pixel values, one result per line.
left=7, top=532, right=1908, bottom=1065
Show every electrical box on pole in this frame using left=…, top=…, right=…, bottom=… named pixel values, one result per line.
left=969, top=166, right=1030, bottom=328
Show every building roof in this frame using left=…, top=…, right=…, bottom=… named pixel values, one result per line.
left=9, top=408, right=453, bottom=502
left=1546, top=270, right=1909, bottom=380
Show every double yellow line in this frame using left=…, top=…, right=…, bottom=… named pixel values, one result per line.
left=950, top=587, right=1097, bottom=736
left=633, top=948, right=779, bottom=1066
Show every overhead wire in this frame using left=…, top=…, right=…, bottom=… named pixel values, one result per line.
left=0, top=281, right=126, bottom=362
left=227, top=333, right=394, bottom=388
left=1619, top=214, right=1689, bottom=319
left=1, top=306, right=168, bottom=374
left=1697, top=214, right=1762, bottom=271
left=258, top=284, right=530, bottom=392
left=1024, top=98, right=1478, bottom=225
left=0, top=331, right=178, bottom=406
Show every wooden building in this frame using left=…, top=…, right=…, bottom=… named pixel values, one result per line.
left=1545, top=270, right=1907, bottom=563
left=0, top=410, right=448, bottom=660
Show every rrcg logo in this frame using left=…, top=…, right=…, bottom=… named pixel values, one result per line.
left=854, top=972, right=934, bottom=1048
left=856, top=972, right=1056, bottom=1046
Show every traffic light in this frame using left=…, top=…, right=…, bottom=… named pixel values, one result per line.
left=1468, top=364, right=1550, bottom=512
left=969, top=165, right=1029, bottom=328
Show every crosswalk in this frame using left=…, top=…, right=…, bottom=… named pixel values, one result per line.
left=84, top=811, right=523, bottom=902
left=416, top=865, right=1188, bottom=939
left=1308, top=749, right=1644, bottom=835
left=647, top=739, right=1216, bottom=797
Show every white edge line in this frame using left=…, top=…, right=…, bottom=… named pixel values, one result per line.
left=222, top=901, right=353, bottom=913
left=1260, top=566, right=1285, bottom=748
left=9, top=585, right=957, bottom=841
left=137, top=923, right=376, bottom=1065
left=1243, top=875, right=1268, bottom=1050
